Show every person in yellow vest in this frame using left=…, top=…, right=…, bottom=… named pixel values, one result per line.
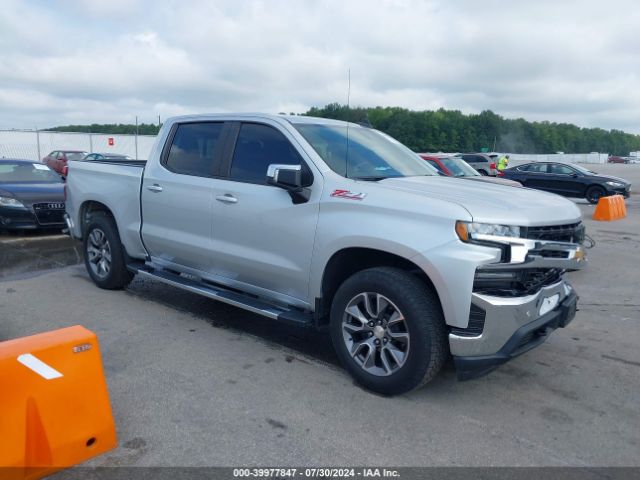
left=497, top=154, right=509, bottom=173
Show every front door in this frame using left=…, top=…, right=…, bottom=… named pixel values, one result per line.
left=547, top=163, right=584, bottom=196
left=208, top=122, right=320, bottom=304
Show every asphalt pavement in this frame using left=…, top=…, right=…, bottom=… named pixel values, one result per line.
left=1, top=164, right=639, bottom=468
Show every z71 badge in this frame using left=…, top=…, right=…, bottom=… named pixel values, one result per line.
left=330, top=189, right=367, bottom=200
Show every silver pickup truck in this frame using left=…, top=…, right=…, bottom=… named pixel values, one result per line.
left=65, top=114, right=587, bottom=394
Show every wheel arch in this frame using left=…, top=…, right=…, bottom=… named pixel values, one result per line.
left=79, top=200, right=115, bottom=238
left=316, top=247, right=443, bottom=326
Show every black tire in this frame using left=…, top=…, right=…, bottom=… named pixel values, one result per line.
left=478, top=169, right=489, bottom=176
left=83, top=213, right=134, bottom=289
left=329, top=267, right=448, bottom=395
left=586, top=185, right=606, bottom=204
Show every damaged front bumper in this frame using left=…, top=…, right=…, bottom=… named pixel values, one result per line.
left=450, top=228, right=587, bottom=380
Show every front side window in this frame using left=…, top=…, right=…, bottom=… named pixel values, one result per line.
left=230, top=123, right=307, bottom=185
left=165, top=122, right=224, bottom=177
left=294, top=123, right=436, bottom=179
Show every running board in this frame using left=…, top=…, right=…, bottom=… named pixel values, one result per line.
left=134, top=268, right=313, bottom=328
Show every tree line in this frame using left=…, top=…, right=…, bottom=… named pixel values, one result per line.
left=48, top=105, right=640, bottom=155
left=305, top=104, right=640, bottom=155
left=48, top=123, right=161, bottom=136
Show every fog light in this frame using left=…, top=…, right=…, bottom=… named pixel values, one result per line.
left=539, top=294, right=560, bottom=316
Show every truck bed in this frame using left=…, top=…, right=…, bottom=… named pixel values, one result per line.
left=65, top=160, right=147, bottom=259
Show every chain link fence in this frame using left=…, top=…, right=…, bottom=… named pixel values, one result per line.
left=0, top=129, right=157, bottom=161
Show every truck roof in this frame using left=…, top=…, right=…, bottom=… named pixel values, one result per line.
left=164, top=113, right=352, bottom=127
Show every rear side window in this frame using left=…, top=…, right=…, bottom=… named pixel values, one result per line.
left=165, top=122, right=224, bottom=177
left=528, top=163, right=548, bottom=173
left=230, top=123, right=306, bottom=185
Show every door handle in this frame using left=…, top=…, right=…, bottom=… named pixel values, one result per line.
left=146, top=184, right=163, bottom=193
left=216, top=194, right=238, bottom=204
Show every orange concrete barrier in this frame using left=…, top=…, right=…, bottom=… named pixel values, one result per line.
left=593, top=194, right=627, bottom=221
left=0, top=326, right=117, bottom=480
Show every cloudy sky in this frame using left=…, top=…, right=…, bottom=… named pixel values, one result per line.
left=1, top=0, right=638, bottom=132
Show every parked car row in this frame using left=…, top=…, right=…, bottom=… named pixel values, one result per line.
left=43, top=150, right=133, bottom=175
left=2, top=138, right=632, bottom=234
left=419, top=154, right=521, bottom=187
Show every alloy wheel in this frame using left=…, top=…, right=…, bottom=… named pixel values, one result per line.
left=86, top=228, right=112, bottom=279
left=341, top=292, right=410, bottom=376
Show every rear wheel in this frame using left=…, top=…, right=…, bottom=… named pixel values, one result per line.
left=478, top=169, right=488, bottom=176
left=330, top=267, right=448, bottom=395
left=83, top=213, right=134, bottom=289
left=586, top=185, right=606, bottom=204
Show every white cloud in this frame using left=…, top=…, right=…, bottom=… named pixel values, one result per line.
left=0, top=0, right=639, bottom=133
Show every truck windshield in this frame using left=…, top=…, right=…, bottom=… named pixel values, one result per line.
left=293, top=123, right=437, bottom=180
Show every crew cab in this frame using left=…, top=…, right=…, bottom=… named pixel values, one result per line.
left=65, top=114, right=587, bottom=394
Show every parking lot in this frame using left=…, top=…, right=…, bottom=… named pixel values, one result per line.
left=1, top=164, right=639, bottom=468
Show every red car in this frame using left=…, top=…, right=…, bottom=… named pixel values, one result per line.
left=419, top=154, right=522, bottom=187
left=42, top=150, right=88, bottom=176
left=608, top=156, right=629, bottom=164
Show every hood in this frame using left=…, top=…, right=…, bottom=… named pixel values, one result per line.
left=462, top=176, right=522, bottom=187
left=369, top=176, right=582, bottom=226
left=0, top=183, right=64, bottom=207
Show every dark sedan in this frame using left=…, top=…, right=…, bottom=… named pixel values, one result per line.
left=501, top=162, right=631, bottom=204
left=0, top=159, right=65, bottom=231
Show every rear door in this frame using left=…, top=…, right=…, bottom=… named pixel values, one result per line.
left=207, top=121, right=320, bottom=304
left=520, top=163, right=550, bottom=190
left=141, top=121, right=229, bottom=272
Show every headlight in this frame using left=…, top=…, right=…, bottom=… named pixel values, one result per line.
left=0, top=196, right=25, bottom=208
left=455, top=221, right=521, bottom=242
left=605, top=181, right=624, bottom=187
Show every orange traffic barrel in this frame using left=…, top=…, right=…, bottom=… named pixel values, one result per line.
left=593, top=194, right=627, bottom=221
left=0, top=325, right=117, bottom=479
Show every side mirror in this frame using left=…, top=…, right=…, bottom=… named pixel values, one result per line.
left=266, top=164, right=310, bottom=204
left=267, top=164, right=302, bottom=189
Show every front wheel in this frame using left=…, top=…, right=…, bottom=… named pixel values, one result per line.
left=586, top=185, right=606, bottom=204
left=330, top=267, right=448, bottom=395
left=84, top=213, right=134, bottom=289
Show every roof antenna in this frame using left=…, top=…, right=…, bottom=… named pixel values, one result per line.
left=345, top=68, right=351, bottom=178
